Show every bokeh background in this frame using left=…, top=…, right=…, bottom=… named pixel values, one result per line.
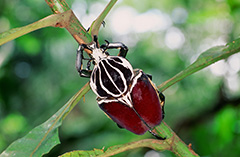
left=1, top=0, right=240, bottom=156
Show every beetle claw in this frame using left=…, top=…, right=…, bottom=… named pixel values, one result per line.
left=116, top=123, right=124, bottom=129
left=148, top=130, right=166, bottom=140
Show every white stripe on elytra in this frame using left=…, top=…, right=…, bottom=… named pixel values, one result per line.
left=104, top=59, right=129, bottom=92
left=102, top=57, right=134, bottom=97
left=90, top=68, right=97, bottom=92
left=90, top=56, right=135, bottom=103
left=118, top=91, right=133, bottom=108
left=129, top=69, right=143, bottom=93
left=97, top=70, right=143, bottom=108
left=89, top=59, right=126, bottom=98
left=109, top=57, right=134, bottom=87
left=97, top=90, right=133, bottom=108
left=99, top=60, right=124, bottom=97
left=112, top=59, right=134, bottom=75
left=111, top=57, right=134, bottom=72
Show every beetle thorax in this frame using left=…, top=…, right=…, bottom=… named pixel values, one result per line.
left=91, top=48, right=108, bottom=64
left=90, top=56, right=134, bottom=101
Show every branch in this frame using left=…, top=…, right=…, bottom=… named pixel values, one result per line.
left=60, top=139, right=169, bottom=157
left=89, top=0, right=118, bottom=36
left=154, top=122, right=198, bottom=156
left=0, top=11, right=72, bottom=46
left=158, top=39, right=240, bottom=92
left=45, top=0, right=92, bottom=44
left=44, top=0, right=118, bottom=49
left=59, top=121, right=198, bottom=157
left=1, top=83, right=91, bottom=157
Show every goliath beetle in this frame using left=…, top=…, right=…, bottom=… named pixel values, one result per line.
left=76, top=36, right=165, bottom=139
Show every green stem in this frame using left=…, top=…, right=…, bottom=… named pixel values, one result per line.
left=99, top=139, right=170, bottom=157
left=45, top=0, right=92, bottom=44
left=0, top=11, right=71, bottom=46
left=89, top=0, right=118, bottom=36
left=62, top=82, right=91, bottom=120
left=101, top=121, right=199, bottom=157
left=45, top=0, right=70, bottom=13
left=158, top=39, right=240, bottom=92
left=154, top=122, right=199, bottom=156
left=30, top=82, right=91, bottom=156
left=59, top=121, right=199, bottom=157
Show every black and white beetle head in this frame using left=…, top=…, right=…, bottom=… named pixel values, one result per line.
left=88, top=41, right=108, bottom=65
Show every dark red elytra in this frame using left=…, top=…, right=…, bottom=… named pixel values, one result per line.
left=99, top=69, right=164, bottom=135
left=76, top=38, right=165, bottom=137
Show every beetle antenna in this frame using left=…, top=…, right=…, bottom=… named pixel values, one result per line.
left=105, top=40, right=109, bottom=45
left=102, top=21, right=106, bottom=27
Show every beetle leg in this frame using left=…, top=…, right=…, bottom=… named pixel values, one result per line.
left=116, top=123, right=124, bottom=129
left=146, top=74, right=152, bottom=80
left=158, top=91, right=165, bottom=119
left=93, top=35, right=100, bottom=48
left=148, top=130, right=166, bottom=140
left=76, top=44, right=92, bottom=78
left=86, top=59, right=92, bottom=71
left=101, top=40, right=128, bottom=58
left=75, top=44, right=84, bottom=73
left=158, top=91, right=165, bottom=104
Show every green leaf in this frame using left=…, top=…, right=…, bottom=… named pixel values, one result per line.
left=45, top=0, right=92, bottom=44
left=158, top=38, right=240, bottom=91
left=0, top=83, right=90, bottom=157
left=59, top=122, right=198, bottom=157
left=60, top=149, right=104, bottom=157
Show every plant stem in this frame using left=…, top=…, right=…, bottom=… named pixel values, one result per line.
left=154, top=122, right=199, bottom=156
left=30, top=82, right=90, bottom=156
left=89, top=0, right=118, bottom=36
left=45, top=0, right=92, bottom=44
left=62, top=82, right=91, bottom=120
left=45, top=0, right=70, bottom=13
left=99, top=139, right=169, bottom=157
left=158, top=39, right=240, bottom=92
left=0, top=11, right=71, bottom=46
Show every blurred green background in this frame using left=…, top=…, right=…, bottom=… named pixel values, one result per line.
left=1, top=0, right=240, bottom=156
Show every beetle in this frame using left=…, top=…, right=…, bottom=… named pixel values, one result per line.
left=76, top=36, right=165, bottom=139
